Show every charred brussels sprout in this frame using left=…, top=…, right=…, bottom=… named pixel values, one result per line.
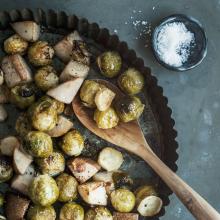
left=15, top=113, right=32, bottom=137
left=112, top=172, right=133, bottom=190
left=28, top=41, right=54, bottom=66
left=97, top=51, right=122, bottom=78
left=27, top=205, right=56, bottom=220
left=94, top=107, right=119, bottom=129
left=56, top=173, right=78, bottom=202
left=59, top=202, right=84, bottom=220
left=115, top=96, right=144, bottom=122
left=28, top=99, right=58, bottom=131
left=29, top=175, right=59, bottom=206
left=61, top=130, right=84, bottom=156
left=110, top=188, right=135, bottom=213
left=118, top=68, right=145, bottom=95
left=10, top=84, right=36, bottom=109
left=34, top=66, right=59, bottom=91
left=0, top=156, right=13, bottom=183
left=36, top=151, right=65, bottom=176
left=4, top=34, right=28, bottom=54
left=85, top=207, right=113, bottom=220
left=24, top=131, right=53, bottom=158
left=80, top=80, right=101, bottom=108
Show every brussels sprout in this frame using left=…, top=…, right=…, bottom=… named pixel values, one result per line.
left=28, top=99, right=58, bottom=131
left=4, top=34, right=28, bottom=54
left=112, top=172, right=133, bottom=190
left=24, top=131, right=53, bottom=158
left=85, top=207, right=113, bottom=220
left=56, top=173, right=78, bottom=202
left=0, top=156, right=13, bottom=183
left=59, top=202, right=84, bottom=220
left=114, top=96, right=144, bottom=122
left=29, top=175, right=59, bottom=206
left=80, top=80, right=101, bottom=108
left=28, top=41, right=54, bottom=66
left=15, top=113, right=32, bottom=137
left=27, top=205, right=56, bottom=220
left=61, top=129, right=84, bottom=156
left=71, top=40, right=90, bottom=65
left=135, top=185, right=157, bottom=205
left=35, top=66, right=59, bottom=91
left=118, top=68, right=145, bottom=95
left=39, top=95, right=64, bottom=114
left=0, top=193, right=4, bottom=207
left=94, top=107, right=119, bottom=129
left=97, top=51, right=122, bottom=78
left=110, top=188, right=135, bottom=213
left=36, top=151, right=65, bottom=176
left=0, top=215, right=6, bottom=220
left=10, top=84, right=36, bottom=109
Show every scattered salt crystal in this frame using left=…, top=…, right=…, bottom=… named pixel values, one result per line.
left=114, top=29, right=118, bottom=33
left=138, top=10, right=142, bottom=13
left=133, top=10, right=136, bottom=13
left=130, top=16, right=134, bottom=19
left=141, top=21, right=148, bottom=25
left=153, top=6, right=155, bottom=10
left=125, top=21, right=128, bottom=25
left=155, top=22, right=195, bottom=67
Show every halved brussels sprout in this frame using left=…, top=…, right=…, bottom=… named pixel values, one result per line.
left=24, top=131, right=53, bottom=158
left=35, top=66, right=59, bottom=91
left=110, top=188, right=135, bottom=213
left=80, top=80, right=101, bottom=108
left=29, top=175, right=59, bottom=206
left=10, top=84, right=36, bottom=109
left=4, top=34, right=28, bottom=54
left=114, top=96, right=144, bottom=122
left=59, top=202, right=84, bottom=220
left=135, top=185, right=157, bottom=205
left=15, top=113, right=32, bottom=137
left=85, top=207, right=113, bottom=220
left=56, top=173, right=78, bottom=202
left=118, top=68, right=145, bottom=95
left=28, top=99, right=58, bottom=131
left=61, top=129, right=84, bottom=156
left=94, top=107, right=119, bottom=129
left=36, top=151, right=65, bottom=176
left=27, top=205, right=56, bottom=220
left=0, top=156, right=13, bottom=183
left=28, top=41, right=54, bottom=66
left=97, top=51, right=122, bottom=78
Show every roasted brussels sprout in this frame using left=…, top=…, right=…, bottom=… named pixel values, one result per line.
left=29, top=175, right=59, bottom=206
left=28, top=99, right=58, bottom=131
left=24, top=131, right=53, bottom=158
left=97, top=51, right=122, bottom=78
left=112, top=172, right=133, bottom=190
left=85, top=207, right=113, bottom=220
left=0, top=216, right=5, bottom=220
left=110, top=188, right=135, bottom=212
left=39, top=95, right=64, bottom=114
left=56, top=173, right=78, bottom=202
left=118, top=68, right=145, bottom=95
left=35, top=66, right=59, bottom=91
left=10, top=84, right=36, bottom=109
left=0, top=156, right=13, bottom=183
left=28, top=41, right=54, bottom=66
left=15, top=113, right=32, bottom=137
left=80, top=80, right=101, bottom=108
left=61, top=129, right=84, bottom=156
left=27, top=205, right=56, bottom=220
left=59, top=202, right=84, bottom=220
left=36, top=151, right=65, bottom=176
left=4, top=34, right=28, bottom=54
left=115, top=96, right=144, bottom=122
left=71, top=40, right=90, bottom=65
left=0, top=193, right=4, bottom=207
left=135, top=185, right=157, bottom=205
left=0, top=69, right=4, bottom=85
left=94, top=107, right=119, bottom=129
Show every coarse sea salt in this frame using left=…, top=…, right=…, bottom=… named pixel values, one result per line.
left=156, top=22, right=195, bottom=67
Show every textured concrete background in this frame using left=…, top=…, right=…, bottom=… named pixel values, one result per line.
left=1, top=0, right=220, bottom=219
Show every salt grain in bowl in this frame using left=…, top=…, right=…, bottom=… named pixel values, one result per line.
left=155, top=22, right=195, bottom=67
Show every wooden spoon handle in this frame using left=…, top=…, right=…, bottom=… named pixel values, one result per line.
left=141, top=147, right=220, bottom=220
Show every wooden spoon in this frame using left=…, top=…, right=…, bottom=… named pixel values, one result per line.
left=72, top=79, right=220, bottom=220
